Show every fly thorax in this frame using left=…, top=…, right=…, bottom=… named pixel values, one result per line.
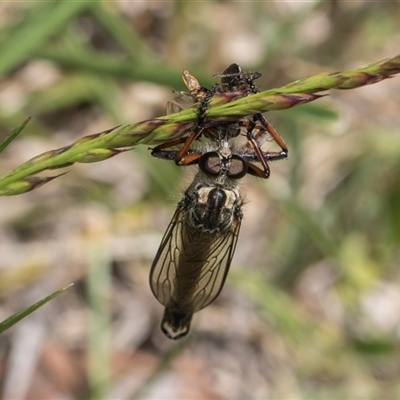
left=188, top=185, right=239, bottom=232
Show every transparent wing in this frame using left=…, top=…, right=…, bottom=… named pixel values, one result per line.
left=184, top=219, right=242, bottom=312
left=149, top=206, right=242, bottom=314
left=166, top=93, right=195, bottom=114
left=149, top=206, right=185, bottom=306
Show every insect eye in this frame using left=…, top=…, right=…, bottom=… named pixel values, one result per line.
left=199, top=152, right=247, bottom=179
left=199, top=152, right=221, bottom=176
left=228, top=155, right=247, bottom=179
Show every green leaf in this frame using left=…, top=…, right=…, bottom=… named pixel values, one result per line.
left=0, top=1, right=91, bottom=77
left=0, top=284, right=73, bottom=334
left=0, top=117, right=30, bottom=154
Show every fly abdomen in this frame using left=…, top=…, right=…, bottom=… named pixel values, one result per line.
left=161, top=304, right=193, bottom=340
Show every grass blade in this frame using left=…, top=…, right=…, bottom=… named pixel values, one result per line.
left=0, top=1, right=91, bottom=77
left=0, top=54, right=399, bottom=196
left=0, top=117, right=31, bottom=154
left=0, top=284, right=73, bottom=334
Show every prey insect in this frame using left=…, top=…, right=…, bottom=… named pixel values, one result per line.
left=150, top=137, right=246, bottom=340
left=151, top=63, right=288, bottom=178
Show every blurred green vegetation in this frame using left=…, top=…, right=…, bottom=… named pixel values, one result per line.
left=0, top=1, right=399, bottom=399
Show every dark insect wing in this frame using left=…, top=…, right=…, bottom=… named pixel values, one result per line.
left=149, top=205, right=242, bottom=314
left=213, top=63, right=242, bottom=80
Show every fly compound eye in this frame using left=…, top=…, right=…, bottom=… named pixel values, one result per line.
left=199, top=152, right=221, bottom=176
left=199, top=152, right=247, bottom=179
left=228, top=155, right=247, bottom=179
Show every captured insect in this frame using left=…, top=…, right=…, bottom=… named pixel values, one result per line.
left=150, top=137, right=246, bottom=340
left=213, top=62, right=262, bottom=93
left=151, top=64, right=288, bottom=178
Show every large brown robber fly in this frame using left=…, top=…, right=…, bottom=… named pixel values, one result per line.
left=151, top=63, right=288, bottom=178
left=150, top=137, right=247, bottom=340
left=150, top=65, right=289, bottom=339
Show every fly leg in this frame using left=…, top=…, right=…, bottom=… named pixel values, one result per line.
left=150, top=136, right=204, bottom=166
left=152, top=71, right=216, bottom=166
left=239, top=115, right=288, bottom=178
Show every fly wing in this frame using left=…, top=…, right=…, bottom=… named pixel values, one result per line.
left=187, top=216, right=241, bottom=313
left=166, top=93, right=194, bottom=114
left=149, top=206, right=185, bottom=307
left=149, top=205, right=242, bottom=314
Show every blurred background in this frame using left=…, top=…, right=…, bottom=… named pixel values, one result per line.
left=0, top=1, right=399, bottom=399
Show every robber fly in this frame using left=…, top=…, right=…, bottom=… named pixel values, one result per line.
left=151, top=64, right=288, bottom=178
left=149, top=65, right=289, bottom=339
left=150, top=137, right=246, bottom=340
